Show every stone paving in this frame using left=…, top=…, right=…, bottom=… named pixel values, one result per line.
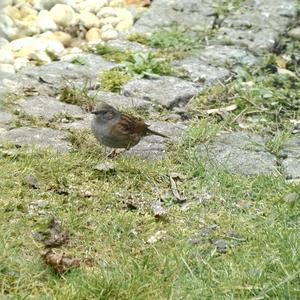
left=0, top=0, right=299, bottom=179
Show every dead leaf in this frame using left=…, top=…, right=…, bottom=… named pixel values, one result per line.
left=150, top=201, right=167, bottom=218
left=168, top=172, right=187, bottom=180
left=34, top=217, right=69, bottom=247
left=169, top=174, right=186, bottom=203
left=205, top=104, right=237, bottom=115
left=24, top=174, right=40, bottom=189
left=146, top=230, right=167, bottom=244
left=275, top=56, right=287, bottom=68
left=41, top=249, right=80, bottom=274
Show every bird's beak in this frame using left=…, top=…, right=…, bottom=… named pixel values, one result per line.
left=91, top=110, right=97, bottom=114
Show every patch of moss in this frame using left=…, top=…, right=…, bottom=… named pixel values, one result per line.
left=91, top=44, right=133, bottom=63
left=129, top=27, right=212, bottom=59
left=120, top=52, right=174, bottom=77
left=100, top=69, right=132, bottom=92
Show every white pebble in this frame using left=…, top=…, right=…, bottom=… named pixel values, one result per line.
left=97, top=6, right=116, bottom=18
left=50, top=4, right=76, bottom=27
left=46, top=39, right=64, bottom=58
left=85, top=27, right=102, bottom=41
left=37, top=10, right=58, bottom=32
left=76, top=0, right=108, bottom=13
left=0, top=63, right=15, bottom=74
left=0, top=48, right=14, bottom=64
left=79, top=12, right=100, bottom=29
left=99, top=16, right=120, bottom=27
left=101, top=29, right=118, bottom=41
left=14, top=57, right=30, bottom=71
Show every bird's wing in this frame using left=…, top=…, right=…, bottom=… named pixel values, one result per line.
left=113, top=113, right=148, bottom=136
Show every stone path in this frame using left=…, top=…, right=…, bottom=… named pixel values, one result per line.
left=0, top=0, right=299, bottom=179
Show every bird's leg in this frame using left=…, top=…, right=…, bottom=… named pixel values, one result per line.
left=107, top=148, right=118, bottom=158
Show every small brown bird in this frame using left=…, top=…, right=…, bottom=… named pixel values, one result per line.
left=91, top=103, right=167, bottom=151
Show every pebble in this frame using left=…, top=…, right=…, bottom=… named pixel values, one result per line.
left=0, top=1, right=135, bottom=66
left=76, top=0, right=108, bottom=13
left=288, top=27, right=300, bottom=41
left=101, top=28, right=119, bottom=40
left=79, top=12, right=100, bottom=29
left=0, top=63, right=15, bottom=74
left=97, top=6, right=116, bottom=18
left=0, top=48, right=14, bottom=64
left=50, top=4, right=76, bottom=27
left=85, top=27, right=102, bottom=41
left=47, top=31, right=72, bottom=47
left=14, top=57, right=30, bottom=71
left=37, top=10, right=58, bottom=32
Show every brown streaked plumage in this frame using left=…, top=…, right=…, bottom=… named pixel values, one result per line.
left=91, top=103, right=167, bottom=150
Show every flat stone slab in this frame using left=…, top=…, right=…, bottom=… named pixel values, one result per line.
left=215, top=0, right=297, bottom=53
left=0, top=111, right=14, bottom=126
left=172, top=57, right=231, bottom=84
left=59, top=114, right=93, bottom=130
left=106, top=39, right=152, bottom=53
left=121, top=76, right=201, bottom=108
left=127, top=121, right=186, bottom=158
left=280, top=135, right=300, bottom=179
left=18, top=53, right=114, bottom=92
left=16, top=95, right=84, bottom=120
left=198, top=131, right=277, bottom=176
left=196, top=45, right=258, bottom=67
left=89, top=90, right=153, bottom=109
left=0, top=127, right=71, bottom=152
left=134, top=0, right=215, bottom=33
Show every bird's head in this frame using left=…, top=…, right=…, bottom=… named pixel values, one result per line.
left=91, top=103, right=120, bottom=123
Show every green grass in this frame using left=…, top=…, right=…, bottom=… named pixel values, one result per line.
left=128, top=27, right=212, bottom=59
left=0, top=120, right=299, bottom=299
left=1, top=8, right=300, bottom=300
left=188, top=54, right=300, bottom=135
left=90, top=44, right=133, bottom=63
left=58, top=84, right=97, bottom=112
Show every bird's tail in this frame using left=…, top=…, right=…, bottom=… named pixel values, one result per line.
left=146, top=128, right=168, bottom=138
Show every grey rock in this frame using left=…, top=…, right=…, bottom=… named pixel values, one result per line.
left=283, top=192, right=299, bottom=203
left=280, top=135, right=300, bottom=179
left=16, top=95, right=84, bottom=120
left=134, top=0, right=215, bottom=33
left=121, top=76, right=202, bottom=108
left=0, top=111, right=14, bottom=125
left=150, top=200, right=167, bottom=218
left=282, top=159, right=300, bottom=179
left=24, top=174, right=40, bottom=189
left=197, top=45, right=258, bottom=67
left=213, top=0, right=297, bottom=52
left=0, top=127, right=71, bottom=152
left=288, top=27, right=300, bottom=41
left=106, top=39, right=152, bottom=53
left=59, top=114, right=93, bottom=130
left=213, top=239, right=230, bottom=253
left=173, top=57, right=231, bottom=83
left=215, top=27, right=277, bottom=53
left=89, top=90, right=153, bottom=109
left=200, top=224, right=218, bottom=236
left=126, top=121, right=186, bottom=158
left=280, top=136, right=300, bottom=159
left=18, top=54, right=114, bottom=92
left=198, top=131, right=277, bottom=176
